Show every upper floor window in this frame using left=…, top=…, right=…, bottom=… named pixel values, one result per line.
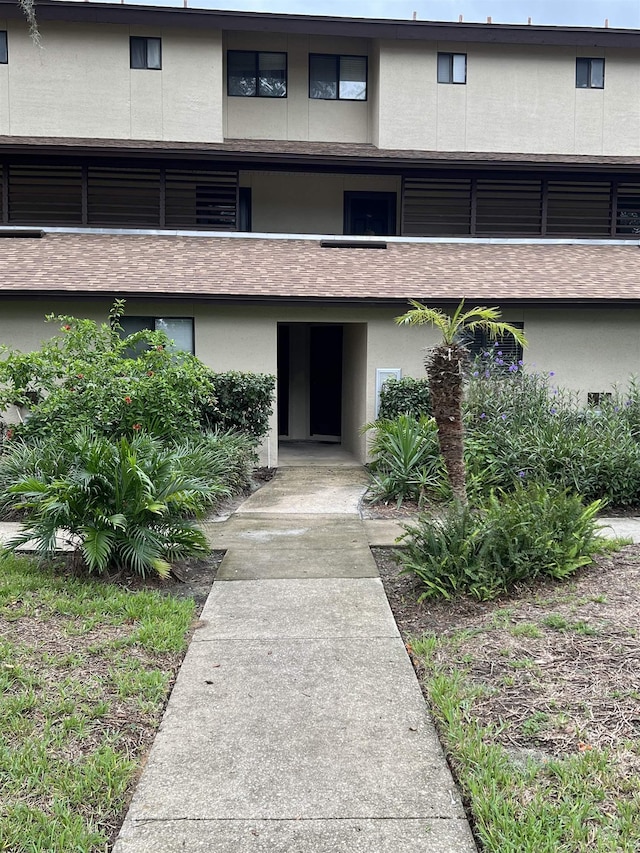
left=309, top=54, right=367, bottom=101
left=227, top=51, right=287, bottom=97
left=0, top=32, right=7, bottom=65
left=437, top=52, right=466, bottom=84
left=576, top=57, right=604, bottom=89
left=130, top=37, right=162, bottom=70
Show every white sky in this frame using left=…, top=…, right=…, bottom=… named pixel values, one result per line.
left=126, top=0, right=640, bottom=28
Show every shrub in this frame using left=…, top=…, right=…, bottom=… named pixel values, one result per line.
left=5, top=430, right=222, bottom=577
left=378, top=376, right=431, bottom=420
left=205, top=371, right=275, bottom=442
left=465, top=355, right=640, bottom=506
left=0, top=303, right=275, bottom=445
left=364, top=414, right=445, bottom=505
left=398, top=484, right=606, bottom=600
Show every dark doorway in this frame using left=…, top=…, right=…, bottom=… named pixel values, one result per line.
left=344, top=191, right=397, bottom=236
left=277, top=324, right=290, bottom=436
left=309, top=325, right=343, bottom=437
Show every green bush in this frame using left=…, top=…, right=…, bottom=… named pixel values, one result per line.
left=5, top=430, right=223, bottom=577
left=0, top=303, right=275, bottom=445
left=205, top=371, right=275, bottom=442
left=378, top=376, right=431, bottom=420
left=364, top=414, right=444, bottom=506
left=464, top=354, right=640, bottom=506
left=398, top=484, right=605, bottom=600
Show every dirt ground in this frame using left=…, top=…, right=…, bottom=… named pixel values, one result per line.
left=375, top=542, right=640, bottom=758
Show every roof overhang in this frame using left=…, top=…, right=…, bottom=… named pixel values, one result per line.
left=2, top=0, right=640, bottom=48
left=1, top=136, right=640, bottom=175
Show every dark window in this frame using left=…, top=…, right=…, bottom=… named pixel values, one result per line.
left=130, top=37, right=162, bottom=70
left=576, top=57, right=604, bottom=89
left=227, top=51, right=287, bottom=97
left=0, top=32, right=7, bottom=65
left=309, top=54, right=367, bottom=100
left=238, top=187, right=252, bottom=232
left=437, top=52, right=466, bottom=84
left=344, top=191, right=396, bottom=236
left=465, top=323, right=524, bottom=366
left=120, top=317, right=194, bottom=354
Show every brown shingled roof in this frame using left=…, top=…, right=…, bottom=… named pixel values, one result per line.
left=0, top=233, right=639, bottom=303
left=0, top=136, right=639, bottom=171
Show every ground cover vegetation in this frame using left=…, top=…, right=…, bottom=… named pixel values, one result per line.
left=0, top=302, right=274, bottom=577
left=0, top=549, right=197, bottom=852
left=377, top=544, right=640, bottom=853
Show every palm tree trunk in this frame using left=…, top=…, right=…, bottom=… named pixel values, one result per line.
left=426, top=344, right=467, bottom=504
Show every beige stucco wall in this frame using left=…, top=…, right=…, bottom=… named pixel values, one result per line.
left=0, top=18, right=638, bottom=155
left=0, top=20, right=223, bottom=142
left=223, top=31, right=371, bottom=142
left=342, top=323, right=368, bottom=460
left=3, top=298, right=640, bottom=464
left=241, top=171, right=401, bottom=233
left=375, top=40, right=639, bottom=155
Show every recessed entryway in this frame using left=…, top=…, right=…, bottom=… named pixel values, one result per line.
left=277, top=322, right=367, bottom=460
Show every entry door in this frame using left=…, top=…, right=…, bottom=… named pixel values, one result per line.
left=309, top=326, right=343, bottom=438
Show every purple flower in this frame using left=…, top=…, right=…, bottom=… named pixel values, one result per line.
left=626, top=400, right=632, bottom=407
left=518, top=470, right=526, bottom=478
left=518, top=360, right=524, bottom=367
left=472, top=370, right=479, bottom=377
left=549, top=371, right=555, bottom=377
left=480, top=413, right=486, bottom=419
left=614, top=406, right=620, bottom=412
left=497, top=351, right=503, bottom=356
left=484, top=370, right=490, bottom=378
left=501, top=414, right=507, bottom=420
left=494, top=341, right=499, bottom=348
left=550, top=407, right=557, bottom=415
left=508, top=364, right=518, bottom=373
left=482, top=351, right=490, bottom=358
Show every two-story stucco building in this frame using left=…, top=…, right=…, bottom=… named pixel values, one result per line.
left=1, top=0, right=640, bottom=463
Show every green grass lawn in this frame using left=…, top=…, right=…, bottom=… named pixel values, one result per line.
left=0, top=549, right=195, bottom=852
left=377, top=543, right=640, bottom=853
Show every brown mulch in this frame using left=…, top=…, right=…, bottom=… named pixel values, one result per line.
left=375, top=544, right=640, bottom=758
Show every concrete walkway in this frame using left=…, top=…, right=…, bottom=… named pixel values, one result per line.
left=112, top=463, right=478, bottom=853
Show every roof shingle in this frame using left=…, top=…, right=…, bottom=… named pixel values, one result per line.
left=0, top=233, right=639, bottom=303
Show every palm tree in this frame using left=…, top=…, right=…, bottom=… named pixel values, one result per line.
left=395, top=300, right=527, bottom=504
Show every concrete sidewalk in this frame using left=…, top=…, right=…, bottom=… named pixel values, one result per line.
left=112, top=465, right=477, bottom=853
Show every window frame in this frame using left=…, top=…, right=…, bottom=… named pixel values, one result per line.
left=343, top=190, right=397, bottom=236
left=308, top=53, right=368, bottom=101
left=437, top=52, right=467, bottom=85
left=226, top=50, right=288, bottom=98
left=0, top=31, right=7, bottom=65
left=130, top=36, right=162, bottom=71
left=119, top=316, right=195, bottom=355
left=576, top=57, right=604, bottom=89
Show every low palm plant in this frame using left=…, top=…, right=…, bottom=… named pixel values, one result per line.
left=365, top=414, right=444, bottom=506
left=5, top=430, right=223, bottom=577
